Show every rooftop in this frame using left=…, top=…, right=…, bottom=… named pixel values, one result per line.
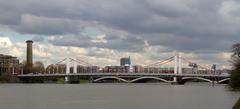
left=26, top=40, right=33, bottom=43
left=0, top=54, right=17, bottom=59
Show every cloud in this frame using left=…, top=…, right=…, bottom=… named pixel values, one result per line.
left=13, top=14, right=82, bottom=35
left=48, top=31, right=147, bottom=52
left=0, top=0, right=239, bottom=68
left=0, top=0, right=238, bottom=52
left=32, top=36, right=44, bottom=42
left=91, top=34, right=107, bottom=43
left=0, top=36, right=13, bottom=48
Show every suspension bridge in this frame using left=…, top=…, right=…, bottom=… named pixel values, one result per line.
left=18, top=54, right=230, bottom=84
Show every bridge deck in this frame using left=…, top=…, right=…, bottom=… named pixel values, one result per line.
left=18, top=73, right=230, bottom=78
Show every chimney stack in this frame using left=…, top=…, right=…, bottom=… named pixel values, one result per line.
left=26, top=40, right=33, bottom=73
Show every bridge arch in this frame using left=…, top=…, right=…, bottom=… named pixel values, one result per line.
left=93, top=76, right=128, bottom=83
left=131, top=77, right=169, bottom=83
left=181, top=77, right=213, bottom=83
left=217, top=78, right=230, bottom=84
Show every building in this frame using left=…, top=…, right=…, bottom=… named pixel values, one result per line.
left=132, top=65, right=144, bottom=73
left=102, top=66, right=130, bottom=73
left=143, top=67, right=174, bottom=73
left=45, top=64, right=99, bottom=74
left=45, top=64, right=66, bottom=74
left=0, top=54, right=22, bottom=75
left=76, top=65, right=99, bottom=73
left=120, top=57, right=131, bottom=66
left=25, top=40, right=33, bottom=74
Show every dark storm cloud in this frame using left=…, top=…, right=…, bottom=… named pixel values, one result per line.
left=0, top=0, right=239, bottom=52
left=144, top=33, right=237, bottom=52
left=49, top=34, right=146, bottom=52
left=12, top=15, right=82, bottom=35
left=100, top=35, right=145, bottom=52
left=32, top=36, right=44, bottom=42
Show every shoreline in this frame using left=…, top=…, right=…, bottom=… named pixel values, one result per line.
left=233, top=98, right=240, bottom=109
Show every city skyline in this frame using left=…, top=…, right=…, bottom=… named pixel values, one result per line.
left=0, top=0, right=240, bottom=68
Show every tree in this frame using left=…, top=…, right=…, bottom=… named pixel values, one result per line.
left=33, top=61, right=45, bottom=73
left=20, top=60, right=27, bottom=66
left=230, top=43, right=240, bottom=89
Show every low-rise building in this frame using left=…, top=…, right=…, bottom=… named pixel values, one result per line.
left=45, top=64, right=99, bottom=74
left=132, top=65, right=144, bottom=73
left=143, top=67, right=174, bottom=73
left=45, top=64, right=66, bottom=74
left=102, top=66, right=130, bottom=73
left=0, top=54, right=22, bottom=75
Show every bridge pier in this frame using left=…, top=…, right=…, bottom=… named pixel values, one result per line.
left=172, top=77, right=177, bottom=84
left=176, top=77, right=185, bottom=85
left=65, top=77, right=69, bottom=83
left=64, top=76, right=80, bottom=83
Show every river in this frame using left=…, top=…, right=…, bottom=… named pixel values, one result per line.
left=0, top=83, right=239, bottom=109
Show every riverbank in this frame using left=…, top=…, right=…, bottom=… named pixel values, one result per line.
left=233, top=98, right=240, bottom=109
left=232, top=85, right=240, bottom=109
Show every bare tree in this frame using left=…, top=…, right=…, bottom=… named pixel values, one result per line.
left=33, top=61, right=45, bottom=73
left=230, top=43, right=240, bottom=89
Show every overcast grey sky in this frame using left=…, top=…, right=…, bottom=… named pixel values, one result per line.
left=0, top=0, right=239, bottom=68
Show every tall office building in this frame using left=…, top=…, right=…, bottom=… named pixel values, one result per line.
left=120, top=57, right=131, bottom=66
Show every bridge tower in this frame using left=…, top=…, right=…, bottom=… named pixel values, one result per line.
left=73, top=58, right=77, bottom=74
left=178, top=55, right=182, bottom=74
left=65, top=58, right=70, bottom=82
left=64, top=58, right=79, bottom=83
left=173, top=53, right=182, bottom=82
left=174, top=54, right=178, bottom=82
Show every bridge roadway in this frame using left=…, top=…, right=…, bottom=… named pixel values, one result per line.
left=18, top=73, right=230, bottom=84
left=18, top=73, right=230, bottom=78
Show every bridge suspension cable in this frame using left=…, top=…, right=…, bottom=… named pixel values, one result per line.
left=146, top=56, right=174, bottom=67
left=69, top=58, right=91, bottom=66
left=55, top=58, right=68, bottom=64
left=180, top=56, right=210, bottom=70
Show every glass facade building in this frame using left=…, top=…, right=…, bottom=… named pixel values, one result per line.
left=120, top=57, right=131, bottom=66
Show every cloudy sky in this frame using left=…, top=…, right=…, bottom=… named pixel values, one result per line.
left=0, top=0, right=239, bottom=69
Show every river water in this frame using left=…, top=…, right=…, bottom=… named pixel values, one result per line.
left=0, top=83, right=239, bottom=109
